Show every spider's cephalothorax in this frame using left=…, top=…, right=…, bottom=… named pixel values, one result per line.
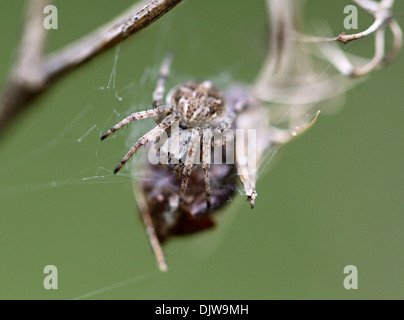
left=167, top=81, right=225, bottom=127
left=101, top=54, right=237, bottom=211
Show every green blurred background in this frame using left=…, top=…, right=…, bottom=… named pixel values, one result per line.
left=0, top=0, right=403, bottom=299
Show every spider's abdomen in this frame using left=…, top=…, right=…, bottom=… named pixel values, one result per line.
left=168, top=81, right=225, bottom=127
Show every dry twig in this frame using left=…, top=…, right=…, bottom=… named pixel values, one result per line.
left=297, top=0, right=402, bottom=77
left=0, top=0, right=185, bottom=136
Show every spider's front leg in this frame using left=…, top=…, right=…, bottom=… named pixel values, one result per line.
left=100, top=105, right=173, bottom=140
left=179, top=128, right=200, bottom=207
left=113, top=113, right=180, bottom=173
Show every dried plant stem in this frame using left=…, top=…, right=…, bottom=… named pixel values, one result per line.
left=298, top=0, right=402, bottom=77
left=0, top=0, right=184, bottom=136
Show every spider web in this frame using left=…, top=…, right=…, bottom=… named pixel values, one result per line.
left=0, top=1, right=371, bottom=300
left=0, top=12, right=242, bottom=299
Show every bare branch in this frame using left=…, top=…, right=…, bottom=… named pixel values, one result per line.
left=16, top=0, right=50, bottom=86
left=0, top=0, right=51, bottom=137
left=133, top=180, right=168, bottom=272
left=352, top=0, right=379, bottom=13
left=299, top=0, right=394, bottom=44
left=253, top=0, right=352, bottom=109
left=298, top=0, right=401, bottom=77
left=0, top=0, right=185, bottom=136
left=353, top=27, right=385, bottom=76
left=382, top=19, right=403, bottom=65
left=43, top=0, right=183, bottom=80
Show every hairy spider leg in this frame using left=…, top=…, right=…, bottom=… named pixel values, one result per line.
left=153, top=52, right=174, bottom=107
left=113, top=113, right=181, bottom=174
left=100, top=105, right=173, bottom=140
left=202, top=127, right=212, bottom=209
left=179, top=128, right=200, bottom=204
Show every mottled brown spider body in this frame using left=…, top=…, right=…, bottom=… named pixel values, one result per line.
left=100, top=54, right=318, bottom=271
left=167, top=81, right=225, bottom=127
left=101, top=54, right=237, bottom=211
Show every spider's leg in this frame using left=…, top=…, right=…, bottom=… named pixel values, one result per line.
left=101, top=105, right=173, bottom=140
left=153, top=52, right=174, bottom=107
left=217, top=109, right=237, bottom=133
left=211, top=110, right=238, bottom=151
left=114, top=113, right=180, bottom=174
left=211, top=109, right=239, bottom=148
left=202, top=126, right=212, bottom=209
left=214, top=94, right=249, bottom=135
left=179, top=128, right=200, bottom=205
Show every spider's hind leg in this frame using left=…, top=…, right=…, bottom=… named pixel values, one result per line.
left=153, top=52, right=174, bottom=107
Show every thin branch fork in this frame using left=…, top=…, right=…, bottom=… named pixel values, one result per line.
left=299, top=0, right=394, bottom=44
left=297, top=0, right=402, bottom=77
left=0, top=0, right=184, bottom=135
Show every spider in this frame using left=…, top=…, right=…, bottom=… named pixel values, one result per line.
left=101, top=54, right=241, bottom=210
